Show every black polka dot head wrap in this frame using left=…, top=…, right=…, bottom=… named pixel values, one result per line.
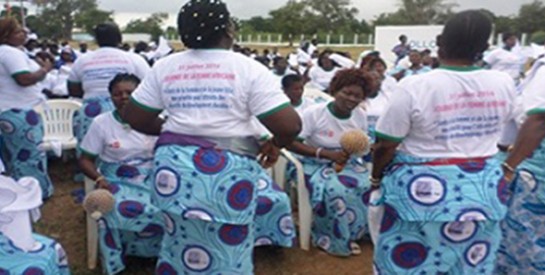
left=178, top=0, right=231, bottom=49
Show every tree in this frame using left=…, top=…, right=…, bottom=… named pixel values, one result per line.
left=1, top=5, right=28, bottom=24
left=373, top=0, right=456, bottom=26
left=75, top=9, right=114, bottom=35
left=269, top=0, right=310, bottom=37
left=124, top=13, right=168, bottom=41
left=517, top=0, right=545, bottom=35
left=31, top=0, right=112, bottom=39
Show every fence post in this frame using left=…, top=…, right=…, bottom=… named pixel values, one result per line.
left=248, top=34, right=252, bottom=43
left=267, top=34, right=271, bottom=44
left=340, top=34, right=344, bottom=45
left=238, top=34, right=242, bottom=44
left=368, top=34, right=373, bottom=45
left=257, top=34, right=261, bottom=44
left=326, top=34, right=331, bottom=45
left=521, top=33, right=528, bottom=46
left=279, top=34, right=282, bottom=44
left=354, top=34, right=358, bottom=45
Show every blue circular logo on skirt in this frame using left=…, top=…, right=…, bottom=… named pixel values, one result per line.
left=219, top=224, right=249, bottom=246
left=193, top=148, right=228, bottom=174
left=226, top=181, right=253, bottom=211
left=118, top=200, right=145, bottom=218
left=391, top=242, right=428, bottom=269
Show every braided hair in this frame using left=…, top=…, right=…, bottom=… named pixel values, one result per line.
left=178, top=0, right=231, bottom=49
left=438, top=10, right=492, bottom=62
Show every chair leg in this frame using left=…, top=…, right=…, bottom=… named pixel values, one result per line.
left=84, top=178, right=98, bottom=270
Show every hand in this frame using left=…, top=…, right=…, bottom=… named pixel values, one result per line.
left=258, top=139, right=280, bottom=169
left=35, top=56, right=53, bottom=72
left=322, top=150, right=349, bottom=164
left=502, top=167, right=515, bottom=183
left=95, top=179, right=111, bottom=190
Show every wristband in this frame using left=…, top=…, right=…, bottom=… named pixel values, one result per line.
left=369, top=176, right=382, bottom=187
left=94, top=176, right=105, bottom=184
left=501, top=162, right=516, bottom=174
left=315, top=147, right=323, bottom=159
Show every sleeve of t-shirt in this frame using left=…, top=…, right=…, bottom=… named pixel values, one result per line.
left=131, top=54, right=151, bottom=80
left=522, top=66, right=545, bottom=115
left=375, top=86, right=412, bottom=142
left=67, top=58, right=83, bottom=83
left=131, top=66, right=164, bottom=112
left=250, top=64, right=291, bottom=119
left=483, top=50, right=498, bottom=66
left=2, top=49, right=32, bottom=76
left=79, top=119, right=104, bottom=157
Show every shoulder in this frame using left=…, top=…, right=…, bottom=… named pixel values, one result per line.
left=92, top=111, right=115, bottom=126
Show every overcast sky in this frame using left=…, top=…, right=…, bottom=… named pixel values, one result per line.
left=97, top=0, right=539, bottom=28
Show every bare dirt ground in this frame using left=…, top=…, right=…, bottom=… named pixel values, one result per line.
left=34, top=159, right=374, bottom=275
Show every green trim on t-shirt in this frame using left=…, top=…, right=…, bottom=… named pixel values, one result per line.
left=327, top=102, right=351, bottom=120
left=438, top=65, right=482, bottom=72
left=10, top=70, right=31, bottom=78
left=296, top=137, right=305, bottom=142
left=79, top=146, right=98, bottom=158
left=256, top=102, right=290, bottom=120
left=292, top=99, right=303, bottom=107
left=375, top=131, right=404, bottom=143
left=527, top=108, right=545, bottom=116
left=67, top=79, right=82, bottom=84
left=129, top=96, right=162, bottom=112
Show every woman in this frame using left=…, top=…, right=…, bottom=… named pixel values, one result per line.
left=483, top=32, right=524, bottom=84
left=287, top=68, right=375, bottom=256
left=371, top=11, right=516, bottom=274
left=307, top=49, right=342, bottom=92
left=79, top=74, right=163, bottom=275
left=123, top=0, right=301, bottom=273
left=68, top=23, right=150, bottom=178
left=390, top=50, right=432, bottom=81
left=494, top=56, right=545, bottom=274
left=0, top=18, right=54, bottom=198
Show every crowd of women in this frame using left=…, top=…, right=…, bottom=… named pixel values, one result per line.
left=1, top=0, right=545, bottom=274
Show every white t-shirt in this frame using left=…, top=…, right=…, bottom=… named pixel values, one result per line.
left=484, top=48, right=523, bottom=81
left=80, top=111, right=157, bottom=164
left=294, top=97, right=315, bottom=117
left=308, top=66, right=340, bottom=91
left=0, top=45, right=45, bottom=111
left=521, top=60, right=545, bottom=115
left=271, top=68, right=297, bottom=86
left=299, top=102, right=368, bottom=149
left=68, top=47, right=150, bottom=99
left=132, top=49, right=290, bottom=138
left=376, top=67, right=517, bottom=158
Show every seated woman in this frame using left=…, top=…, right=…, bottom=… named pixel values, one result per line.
left=390, top=50, right=432, bottom=81
left=287, top=69, right=376, bottom=256
left=0, top=160, right=70, bottom=274
left=78, top=74, right=163, bottom=275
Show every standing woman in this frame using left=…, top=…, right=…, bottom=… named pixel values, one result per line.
left=0, top=18, right=54, bottom=198
left=372, top=11, right=516, bottom=274
left=123, top=0, right=301, bottom=273
left=494, top=56, right=545, bottom=274
left=68, top=23, right=150, bottom=162
left=287, top=69, right=376, bottom=256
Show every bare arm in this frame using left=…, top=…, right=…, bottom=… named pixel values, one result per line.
left=371, top=139, right=400, bottom=179
left=286, top=141, right=348, bottom=164
left=68, top=82, right=84, bottom=98
left=258, top=107, right=301, bottom=147
left=78, top=154, right=109, bottom=189
left=122, top=100, right=164, bottom=136
left=12, top=57, right=53, bottom=87
left=504, top=113, right=545, bottom=179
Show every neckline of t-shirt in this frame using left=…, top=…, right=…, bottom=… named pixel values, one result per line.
left=327, top=102, right=351, bottom=120
left=438, top=65, right=482, bottom=72
left=293, top=99, right=303, bottom=107
left=112, top=110, right=127, bottom=125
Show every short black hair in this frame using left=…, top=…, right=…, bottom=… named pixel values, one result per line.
left=318, top=49, right=338, bottom=68
left=94, top=23, right=122, bottom=47
left=282, top=74, right=303, bottom=89
left=178, top=0, right=231, bottom=49
left=368, top=57, right=387, bottom=70
left=272, top=56, right=286, bottom=65
left=438, top=10, right=492, bottom=61
left=108, top=73, right=141, bottom=93
left=502, top=32, right=517, bottom=42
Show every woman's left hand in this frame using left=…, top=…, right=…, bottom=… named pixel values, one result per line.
left=258, top=139, right=280, bottom=169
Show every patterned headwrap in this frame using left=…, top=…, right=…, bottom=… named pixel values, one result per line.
left=178, top=0, right=231, bottom=48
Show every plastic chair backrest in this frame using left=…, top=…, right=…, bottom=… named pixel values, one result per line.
left=34, top=99, right=82, bottom=141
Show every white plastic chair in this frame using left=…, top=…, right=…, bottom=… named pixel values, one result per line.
left=272, top=149, right=312, bottom=251
left=84, top=177, right=99, bottom=270
left=34, top=99, right=82, bottom=152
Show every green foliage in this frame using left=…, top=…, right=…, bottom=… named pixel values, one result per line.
left=516, top=0, right=545, bottom=35
left=373, top=0, right=456, bottom=26
left=28, top=0, right=112, bottom=40
left=531, top=31, right=545, bottom=45
left=124, top=13, right=168, bottom=41
left=0, top=5, right=28, bottom=24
